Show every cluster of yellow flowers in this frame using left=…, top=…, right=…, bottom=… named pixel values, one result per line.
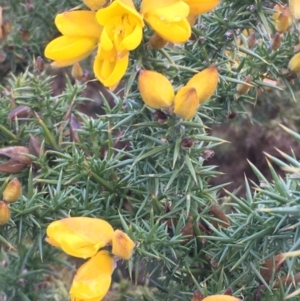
left=138, top=66, right=218, bottom=120
left=45, top=0, right=220, bottom=88
left=46, top=217, right=135, bottom=301
left=272, top=0, right=300, bottom=72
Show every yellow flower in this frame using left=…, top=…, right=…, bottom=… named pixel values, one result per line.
left=186, top=66, right=219, bottom=104
left=94, top=46, right=129, bottom=88
left=3, top=178, right=22, bottom=203
left=112, top=229, right=135, bottom=260
left=46, top=217, right=114, bottom=259
left=83, top=0, right=107, bottom=11
left=44, top=11, right=102, bottom=67
left=138, top=70, right=175, bottom=109
left=141, top=0, right=191, bottom=43
left=183, top=0, right=220, bottom=15
left=70, top=250, right=114, bottom=301
left=96, top=0, right=144, bottom=58
left=202, top=295, right=241, bottom=301
left=0, top=201, right=10, bottom=225
left=174, top=86, right=198, bottom=120
left=273, top=4, right=292, bottom=33
left=288, top=52, right=300, bottom=72
left=290, top=0, right=300, bottom=19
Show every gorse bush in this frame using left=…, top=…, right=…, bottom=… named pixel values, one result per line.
left=1, top=0, right=300, bottom=301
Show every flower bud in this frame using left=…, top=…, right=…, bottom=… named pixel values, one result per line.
left=0, top=201, right=10, bottom=225
left=273, top=4, right=292, bottom=33
left=247, top=32, right=256, bottom=48
left=186, top=66, right=218, bottom=104
left=174, top=86, right=198, bottom=120
left=3, top=178, right=22, bottom=203
left=271, top=32, right=281, bottom=51
left=236, top=75, right=252, bottom=97
left=138, top=70, right=174, bottom=109
left=71, top=62, right=83, bottom=81
left=290, top=0, right=300, bottom=19
left=112, top=230, right=135, bottom=260
left=288, top=52, right=300, bottom=72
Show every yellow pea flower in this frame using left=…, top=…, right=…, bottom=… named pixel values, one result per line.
left=94, top=47, right=129, bottom=88
left=202, top=295, right=241, bottom=301
left=83, top=0, right=107, bottom=11
left=141, top=0, right=191, bottom=43
left=183, top=0, right=220, bottom=15
left=173, top=86, right=199, bottom=120
left=273, top=4, right=292, bottom=33
left=70, top=250, right=114, bottom=301
left=96, top=0, right=144, bottom=58
left=3, top=178, right=22, bottom=203
left=46, top=217, right=114, bottom=259
left=290, top=0, right=300, bottom=19
left=112, top=229, right=135, bottom=260
left=138, top=70, right=175, bottom=109
left=44, top=11, right=102, bottom=67
left=288, top=52, right=300, bottom=72
left=186, top=66, right=219, bottom=104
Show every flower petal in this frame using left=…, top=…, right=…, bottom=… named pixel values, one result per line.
left=289, top=52, right=300, bottom=72
left=174, top=86, right=198, bottom=120
left=138, top=70, right=175, bottom=109
left=144, top=14, right=191, bottom=43
left=141, top=0, right=181, bottom=14
left=46, top=217, right=114, bottom=258
left=55, top=11, right=102, bottom=38
left=186, top=66, right=219, bottom=104
left=97, top=0, right=143, bottom=27
left=112, top=230, right=135, bottom=260
left=44, top=36, right=98, bottom=62
left=202, top=295, right=241, bottom=301
left=83, top=0, right=107, bottom=11
left=120, top=22, right=143, bottom=51
left=94, top=48, right=129, bottom=87
left=70, top=250, right=114, bottom=300
left=183, top=0, right=220, bottom=15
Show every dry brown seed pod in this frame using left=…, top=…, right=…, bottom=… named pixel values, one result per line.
left=260, top=254, right=285, bottom=282
left=209, top=204, right=230, bottom=228
left=180, top=219, right=194, bottom=244
left=8, top=105, right=31, bottom=120
left=0, top=201, right=10, bottom=225
left=273, top=272, right=300, bottom=288
left=0, top=146, right=31, bottom=165
left=0, top=159, right=27, bottom=174
left=3, top=178, right=21, bottom=203
left=29, top=134, right=43, bottom=157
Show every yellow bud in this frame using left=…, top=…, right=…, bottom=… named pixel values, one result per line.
left=174, top=86, right=198, bottom=120
left=3, top=178, right=21, bottom=203
left=290, top=0, right=300, bottom=19
left=288, top=52, right=300, bottom=72
left=186, top=66, right=219, bottom=104
left=236, top=75, right=252, bottom=97
left=0, top=201, right=10, bottom=225
left=273, top=4, right=292, bottom=33
left=83, top=0, right=107, bottom=11
left=138, top=70, right=174, bottom=109
left=71, top=62, right=83, bottom=81
left=112, top=230, right=135, bottom=260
